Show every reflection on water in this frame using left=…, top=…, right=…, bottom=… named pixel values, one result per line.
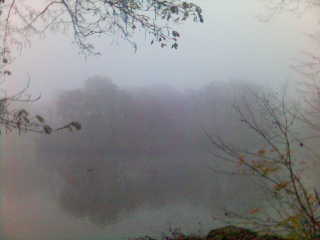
left=99, top=204, right=215, bottom=240
left=0, top=82, right=269, bottom=240
left=0, top=137, right=224, bottom=240
left=1, top=186, right=215, bottom=240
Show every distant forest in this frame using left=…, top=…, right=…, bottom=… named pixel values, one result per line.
left=35, top=76, right=268, bottom=226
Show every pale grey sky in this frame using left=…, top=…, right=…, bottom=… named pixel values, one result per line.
left=8, top=0, right=320, bottom=97
left=2, top=1, right=320, bottom=240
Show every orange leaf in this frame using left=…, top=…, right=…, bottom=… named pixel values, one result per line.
left=249, top=208, right=260, bottom=215
left=257, top=149, right=266, bottom=156
left=274, top=181, right=290, bottom=191
left=238, top=155, right=245, bottom=166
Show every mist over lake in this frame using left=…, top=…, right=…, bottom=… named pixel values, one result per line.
left=0, top=0, right=319, bottom=240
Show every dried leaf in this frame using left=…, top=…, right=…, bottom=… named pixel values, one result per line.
left=35, top=115, right=45, bottom=123
left=249, top=208, right=260, bottom=215
left=43, top=125, right=52, bottom=134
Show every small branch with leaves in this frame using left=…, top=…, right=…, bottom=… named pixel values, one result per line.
left=207, top=89, right=320, bottom=240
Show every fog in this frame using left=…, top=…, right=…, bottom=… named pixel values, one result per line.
left=9, top=0, right=317, bottom=95
left=1, top=1, right=320, bottom=240
left=2, top=79, right=266, bottom=240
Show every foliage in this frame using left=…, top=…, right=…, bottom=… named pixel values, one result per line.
left=131, top=225, right=290, bottom=240
left=0, top=0, right=203, bottom=135
left=0, top=79, right=81, bottom=135
left=130, top=226, right=203, bottom=240
left=207, top=88, right=320, bottom=239
left=207, top=225, right=258, bottom=240
left=0, top=0, right=203, bottom=57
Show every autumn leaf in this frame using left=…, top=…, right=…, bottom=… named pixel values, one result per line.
left=249, top=208, right=261, bottom=215
left=274, top=181, right=290, bottom=192
left=307, top=194, right=316, bottom=203
left=70, top=121, right=82, bottom=130
left=279, top=215, right=303, bottom=231
left=270, top=148, right=276, bottom=153
left=35, top=115, right=45, bottom=123
left=43, top=125, right=52, bottom=134
left=261, top=166, right=281, bottom=176
left=252, top=160, right=264, bottom=170
left=257, top=149, right=266, bottom=156
left=238, top=155, right=245, bottom=166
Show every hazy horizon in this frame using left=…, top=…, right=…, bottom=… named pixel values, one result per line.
left=1, top=1, right=320, bottom=240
